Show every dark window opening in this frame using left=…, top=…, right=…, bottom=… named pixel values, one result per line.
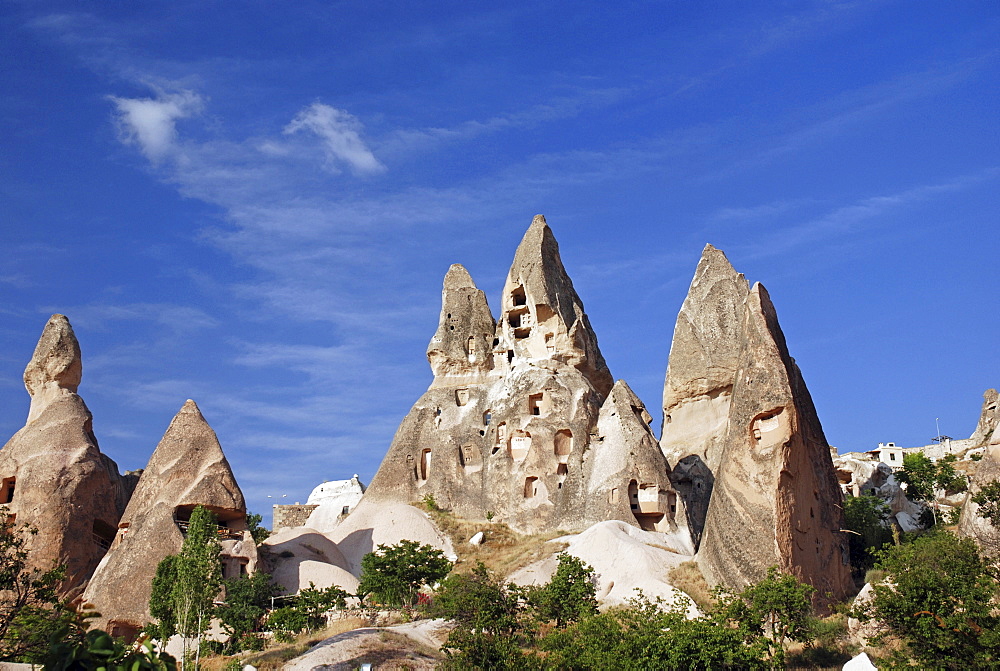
left=511, top=287, right=526, bottom=306
left=0, top=477, right=15, bottom=504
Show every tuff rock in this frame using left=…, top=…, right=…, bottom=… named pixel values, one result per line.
left=958, top=416, right=1000, bottom=555
left=970, top=388, right=999, bottom=447
left=363, top=216, right=682, bottom=536
left=0, top=315, right=127, bottom=594
left=81, top=399, right=256, bottom=639
left=661, top=249, right=852, bottom=607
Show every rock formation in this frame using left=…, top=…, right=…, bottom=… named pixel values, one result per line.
left=363, top=216, right=681, bottom=536
left=958, top=419, right=1000, bottom=555
left=82, top=400, right=257, bottom=639
left=661, top=248, right=852, bottom=605
left=660, top=245, right=747, bottom=546
left=0, top=315, right=127, bottom=594
left=970, top=389, right=999, bottom=447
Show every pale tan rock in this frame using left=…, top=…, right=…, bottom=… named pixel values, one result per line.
left=970, top=388, right=999, bottom=446
left=427, top=264, right=496, bottom=385
left=81, top=400, right=256, bottom=638
left=262, top=527, right=358, bottom=595
left=0, top=315, right=126, bottom=594
left=660, top=246, right=749, bottom=546
left=696, top=285, right=853, bottom=608
left=362, top=216, right=677, bottom=534
left=958, top=424, right=1000, bottom=555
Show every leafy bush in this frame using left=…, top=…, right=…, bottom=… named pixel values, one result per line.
left=855, top=531, right=1000, bottom=669
left=843, top=494, right=893, bottom=576
left=358, top=540, right=452, bottom=607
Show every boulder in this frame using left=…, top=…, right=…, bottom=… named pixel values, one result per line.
left=0, top=315, right=127, bottom=594
left=81, top=400, right=256, bottom=639
left=362, top=216, right=678, bottom=534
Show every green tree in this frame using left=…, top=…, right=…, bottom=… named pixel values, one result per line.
left=719, top=567, right=815, bottom=666
left=843, top=494, right=893, bottom=576
left=294, top=582, right=349, bottom=630
left=0, top=519, right=69, bottom=662
left=527, top=553, right=597, bottom=628
left=45, top=613, right=177, bottom=670
left=430, top=562, right=531, bottom=671
left=215, top=571, right=277, bottom=653
left=541, top=595, right=769, bottom=670
left=896, top=452, right=938, bottom=502
left=148, top=506, right=222, bottom=669
left=855, top=531, right=1000, bottom=669
left=357, top=540, right=452, bottom=607
left=245, top=512, right=270, bottom=545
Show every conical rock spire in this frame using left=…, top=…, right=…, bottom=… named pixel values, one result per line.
left=498, top=214, right=613, bottom=396
left=426, top=264, right=496, bottom=384
left=82, top=399, right=256, bottom=635
left=24, top=314, right=83, bottom=424
left=696, top=283, right=852, bottom=608
left=364, top=216, right=656, bottom=534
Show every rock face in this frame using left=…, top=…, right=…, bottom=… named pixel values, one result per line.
left=971, top=389, right=999, bottom=447
left=661, top=250, right=852, bottom=606
left=363, top=216, right=680, bottom=536
left=0, top=315, right=127, bottom=594
left=660, top=245, right=747, bottom=546
left=82, top=400, right=257, bottom=639
left=958, top=422, right=1000, bottom=555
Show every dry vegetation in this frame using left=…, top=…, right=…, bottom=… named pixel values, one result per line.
left=416, top=500, right=567, bottom=576
left=667, top=560, right=715, bottom=612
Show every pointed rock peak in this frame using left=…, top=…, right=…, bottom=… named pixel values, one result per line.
left=603, top=379, right=655, bottom=424
left=693, top=244, right=743, bottom=287
left=443, top=264, right=476, bottom=291
left=24, top=314, right=82, bottom=396
left=427, top=264, right=495, bottom=382
left=179, top=399, right=203, bottom=416
left=147, top=399, right=225, bottom=469
left=531, top=213, right=547, bottom=228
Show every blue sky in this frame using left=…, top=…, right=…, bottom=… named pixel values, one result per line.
left=2, top=1, right=998, bottom=523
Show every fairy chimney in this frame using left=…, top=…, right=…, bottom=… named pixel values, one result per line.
left=0, top=315, right=126, bottom=594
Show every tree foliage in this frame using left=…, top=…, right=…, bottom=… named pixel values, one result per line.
left=215, top=571, right=277, bottom=653
left=719, top=566, right=815, bottom=666
left=527, top=553, right=597, bottom=628
left=358, top=540, right=452, bottom=607
left=855, top=531, right=1000, bottom=669
left=541, top=595, right=769, bottom=670
left=843, top=494, right=893, bottom=575
left=898, top=453, right=967, bottom=503
left=430, top=561, right=531, bottom=670
left=245, top=512, right=271, bottom=545
left=45, top=615, right=177, bottom=670
left=148, top=506, right=222, bottom=668
left=0, top=519, right=69, bottom=662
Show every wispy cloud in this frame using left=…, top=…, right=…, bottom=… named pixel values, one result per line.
left=283, top=103, right=385, bottom=176
left=109, top=88, right=204, bottom=162
left=735, top=169, right=1000, bottom=260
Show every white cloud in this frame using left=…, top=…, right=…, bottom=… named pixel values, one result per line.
left=109, top=88, right=203, bottom=161
left=283, top=102, right=385, bottom=175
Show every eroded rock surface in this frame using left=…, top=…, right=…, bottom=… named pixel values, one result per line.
left=82, top=400, right=256, bottom=638
left=0, top=315, right=126, bottom=594
left=958, top=424, right=1000, bottom=555
left=363, top=216, right=678, bottom=534
left=695, top=284, right=852, bottom=607
left=971, top=388, right=999, bottom=447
